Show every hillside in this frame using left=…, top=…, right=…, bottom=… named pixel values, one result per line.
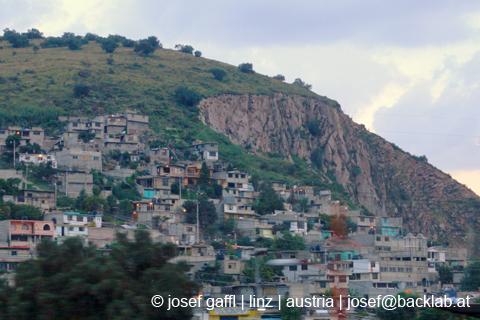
left=0, top=37, right=479, bottom=244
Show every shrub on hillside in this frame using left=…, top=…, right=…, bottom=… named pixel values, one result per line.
left=272, top=74, right=285, bottom=81
left=194, top=50, right=202, bottom=57
left=122, top=39, right=135, bottom=47
left=175, top=44, right=194, bottom=54
left=292, top=78, right=312, bottom=90
left=210, top=69, right=226, bottom=81
left=101, top=39, right=119, bottom=53
left=174, top=86, right=202, bottom=107
left=73, top=84, right=90, bottom=98
left=238, top=63, right=255, bottom=74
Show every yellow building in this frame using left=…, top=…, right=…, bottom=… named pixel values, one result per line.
left=209, top=307, right=260, bottom=320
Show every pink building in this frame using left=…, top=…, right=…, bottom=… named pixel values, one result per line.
left=0, top=220, right=54, bottom=246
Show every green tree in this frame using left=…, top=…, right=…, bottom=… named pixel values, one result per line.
left=280, top=296, right=302, bottom=320
left=67, top=37, right=82, bottom=50
left=174, top=86, right=202, bottom=107
left=254, top=181, right=285, bottom=215
left=122, top=39, right=135, bottom=47
left=25, top=28, right=43, bottom=39
left=175, top=44, right=194, bottom=54
left=197, top=263, right=234, bottom=286
left=298, top=197, right=311, bottom=213
left=461, top=262, right=480, bottom=290
left=183, top=194, right=217, bottom=230
left=4, top=231, right=198, bottom=319
left=272, top=74, right=285, bottom=81
left=106, top=194, right=117, bottom=213
left=238, top=62, right=255, bottom=74
left=194, top=50, right=202, bottom=57
left=219, top=219, right=235, bottom=235
left=438, top=265, right=453, bottom=284
left=119, top=199, right=133, bottom=216
left=197, top=162, right=211, bottom=189
left=210, top=68, right=226, bottom=81
left=101, top=39, right=119, bottom=53
left=32, top=45, right=39, bottom=54
left=0, top=178, right=21, bottom=197
left=5, top=134, right=21, bottom=150
left=3, top=29, right=30, bottom=48
left=73, top=84, right=90, bottom=97
left=273, top=231, right=306, bottom=250
left=11, top=204, right=42, bottom=220
left=376, top=292, right=420, bottom=320
left=292, top=78, right=312, bottom=90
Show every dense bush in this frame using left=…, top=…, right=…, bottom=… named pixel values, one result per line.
left=210, top=69, right=226, bottom=81
left=292, top=78, right=312, bottom=90
left=174, top=86, right=202, bottom=107
left=194, top=50, right=202, bottom=57
left=73, top=84, right=90, bottom=97
left=175, top=44, right=194, bottom=54
left=3, top=29, right=30, bottom=48
left=310, top=148, right=323, bottom=168
left=238, top=63, right=255, bottom=74
left=307, top=119, right=322, bottom=136
left=122, top=39, right=135, bottom=47
left=101, top=39, right=119, bottom=53
left=272, top=74, right=285, bottom=81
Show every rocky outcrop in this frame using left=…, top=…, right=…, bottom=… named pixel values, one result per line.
left=199, top=93, right=480, bottom=243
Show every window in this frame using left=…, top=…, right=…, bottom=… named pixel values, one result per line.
left=380, top=267, right=388, bottom=272
left=389, top=267, right=396, bottom=272
left=187, top=227, right=193, bottom=232
left=72, top=155, right=78, bottom=160
left=372, top=273, right=378, bottom=279
left=241, top=174, right=245, bottom=178
left=162, top=179, right=169, bottom=186
left=228, top=183, right=235, bottom=188
left=406, top=267, right=413, bottom=273
left=147, top=205, right=154, bottom=211
left=73, top=123, right=78, bottom=127
left=165, top=206, right=170, bottom=211
left=289, top=266, right=297, bottom=271
left=209, top=151, right=216, bottom=157
left=0, top=131, right=4, bottom=134
left=79, top=227, right=85, bottom=232
left=228, top=263, right=236, bottom=269
left=397, top=267, right=404, bottom=272
left=339, top=276, right=347, bottom=283
left=95, top=122, right=101, bottom=127
left=69, top=227, right=74, bottom=231
left=34, top=131, right=40, bottom=135
left=21, top=224, right=29, bottom=230
left=301, top=264, right=308, bottom=270
left=376, top=237, right=381, bottom=241
left=10, top=224, right=16, bottom=230
left=43, top=225, right=50, bottom=231
left=371, top=262, right=376, bottom=268
left=94, top=157, right=99, bottom=161
left=384, top=236, right=390, bottom=242
left=11, top=251, right=17, bottom=256
left=360, top=217, right=365, bottom=222
left=163, top=190, right=169, bottom=194
left=320, top=282, right=326, bottom=288
left=73, top=184, right=83, bottom=189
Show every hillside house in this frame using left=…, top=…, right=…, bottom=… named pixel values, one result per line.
left=18, top=153, right=57, bottom=168
left=0, top=127, right=45, bottom=147
left=56, top=148, right=102, bottom=172
left=185, top=141, right=218, bottom=162
left=144, top=148, right=170, bottom=164
left=214, top=170, right=252, bottom=190
left=125, top=110, right=149, bottom=135
left=3, top=189, right=56, bottom=211
left=0, top=220, right=54, bottom=247
left=58, top=173, right=94, bottom=198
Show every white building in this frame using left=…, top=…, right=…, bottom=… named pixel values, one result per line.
left=18, top=153, right=57, bottom=168
left=50, top=211, right=102, bottom=228
left=54, top=224, right=89, bottom=245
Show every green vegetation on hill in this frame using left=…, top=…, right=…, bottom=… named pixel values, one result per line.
left=0, top=31, right=353, bottom=207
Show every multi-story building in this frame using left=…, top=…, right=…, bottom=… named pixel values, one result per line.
left=3, top=189, right=56, bottom=211
left=185, top=141, right=218, bottom=162
left=135, top=175, right=177, bottom=199
left=59, top=173, right=94, bottom=198
left=125, top=110, right=149, bottom=135
left=0, top=220, right=54, bottom=247
left=0, top=126, right=45, bottom=147
left=104, top=134, right=142, bottom=153
left=144, top=148, right=170, bottom=164
left=214, top=170, right=252, bottom=190
left=18, top=153, right=57, bottom=168
left=184, top=163, right=213, bottom=187
left=56, top=148, right=102, bottom=172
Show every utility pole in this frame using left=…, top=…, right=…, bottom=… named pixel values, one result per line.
left=13, top=139, right=16, bottom=167
left=196, top=199, right=199, bottom=244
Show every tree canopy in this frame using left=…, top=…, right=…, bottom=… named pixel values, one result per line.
left=238, top=63, right=255, bottom=74
left=0, top=231, right=198, bottom=319
left=254, top=181, right=285, bottom=215
left=183, top=194, right=217, bottom=230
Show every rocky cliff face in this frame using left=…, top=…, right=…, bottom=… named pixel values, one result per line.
left=199, top=93, right=480, bottom=243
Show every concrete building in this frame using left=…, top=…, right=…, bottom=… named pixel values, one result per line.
left=125, top=110, right=149, bottom=135
left=49, top=211, right=102, bottom=228
left=0, top=220, right=54, bottom=247
left=54, top=224, right=89, bottom=245
left=214, top=170, right=252, bottom=190
left=0, top=126, right=45, bottom=147
left=185, top=141, right=219, bottom=162
left=3, top=189, right=56, bottom=211
left=0, top=245, right=31, bottom=271
left=104, top=134, right=141, bottom=153
left=59, top=173, right=94, bottom=198
left=144, top=148, right=170, bottom=164
left=135, top=175, right=177, bottom=199
left=56, top=148, right=102, bottom=172
left=18, top=153, right=57, bottom=168
left=0, top=170, right=22, bottom=180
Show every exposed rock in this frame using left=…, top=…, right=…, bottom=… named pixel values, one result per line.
left=199, top=93, right=480, bottom=244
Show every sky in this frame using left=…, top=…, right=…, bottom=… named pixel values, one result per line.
left=2, top=0, right=480, bottom=194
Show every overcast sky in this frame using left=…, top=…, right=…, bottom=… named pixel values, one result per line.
left=2, top=0, right=480, bottom=194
